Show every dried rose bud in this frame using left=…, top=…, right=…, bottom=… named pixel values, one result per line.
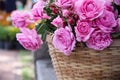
left=52, top=8, right=58, bottom=14
left=74, top=14, right=79, bottom=20
left=68, top=18, right=75, bottom=25
left=50, top=3, right=56, bottom=8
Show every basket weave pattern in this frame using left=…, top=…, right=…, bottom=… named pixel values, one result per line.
left=47, top=35, right=120, bottom=80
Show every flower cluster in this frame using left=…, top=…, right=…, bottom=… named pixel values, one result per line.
left=11, top=0, right=120, bottom=55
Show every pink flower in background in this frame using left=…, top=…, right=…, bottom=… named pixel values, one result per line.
left=75, top=0, right=105, bottom=20
left=51, top=16, right=64, bottom=28
left=0, top=15, right=3, bottom=20
left=56, top=0, right=73, bottom=9
left=114, top=0, right=120, bottom=5
left=16, top=28, right=43, bottom=51
left=52, top=27, right=76, bottom=55
left=86, top=30, right=112, bottom=50
left=95, top=10, right=116, bottom=33
left=75, top=20, right=94, bottom=42
left=11, top=11, right=31, bottom=28
left=31, top=1, right=50, bottom=21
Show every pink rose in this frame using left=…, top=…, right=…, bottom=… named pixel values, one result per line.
left=16, top=28, right=43, bottom=51
left=106, top=0, right=113, bottom=5
left=105, top=0, right=118, bottom=18
left=52, top=27, right=76, bottom=55
left=51, top=16, right=64, bottom=28
left=62, top=9, right=71, bottom=17
left=115, top=18, right=120, bottom=32
left=11, top=11, right=31, bottom=28
left=31, top=1, right=50, bottom=21
left=56, top=0, right=73, bottom=9
left=105, top=0, right=113, bottom=11
left=95, top=10, right=116, bottom=33
left=75, top=20, right=94, bottom=42
left=86, top=30, right=112, bottom=50
left=114, top=0, right=120, bottom=5
left=75, top=0, right=105, bottom=20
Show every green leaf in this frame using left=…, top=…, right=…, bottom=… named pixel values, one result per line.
left=112, top=32, right=120, bottom=38
left=50, top=0, right=54, bottom=3
left=36, top=22, right=51, bottom=41
left=35, top=19, right=56, bottom=41
left=44, top=7, right=52, bottom=16
left=41, top=31, right=48, bottom=41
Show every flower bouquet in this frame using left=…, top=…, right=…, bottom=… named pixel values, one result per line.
left=11, top=0, right=120, bottom=79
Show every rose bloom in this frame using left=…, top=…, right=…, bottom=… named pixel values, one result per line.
left=51, top=16, right=64, bottom=28
left=52, top=27, right=76, bottom=55
left=75, top=20, right=94, bottom=42
left=105, top=0, right=118, bottom=18
left=62, top=9, right=71, bottom=18
left=56, top=0, right=73, bottom=9
left=31, top=1, right=49, bottom=21
left=16, top=28, right=43, bottom=51
left=86, top=30, right=112, bottom=50
left=95, top=10, right=116, bottom=33
left=115, top=18, right=120, bottom=32
left=75, top=0, right=105, bottom=20
left=11, top=11, right=31, bottom=28
left=105, top=0, right=113, bottom=11
left=114, top=0, right=120, bottom=5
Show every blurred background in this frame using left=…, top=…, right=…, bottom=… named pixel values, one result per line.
left=0, top=0, right=56, bottom=80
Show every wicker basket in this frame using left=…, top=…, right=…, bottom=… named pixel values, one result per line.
left=47, top=34, right=120, bottom=80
